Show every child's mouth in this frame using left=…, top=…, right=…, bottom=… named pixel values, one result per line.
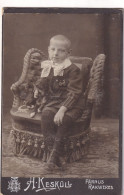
left=52, top=58, right=60, bottom=62
left=53, top=57, right=59, bottom=60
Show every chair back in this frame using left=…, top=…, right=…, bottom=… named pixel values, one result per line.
left=11, top=49, right=105, bottom=110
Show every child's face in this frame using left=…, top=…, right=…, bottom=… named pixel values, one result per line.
left=48, top=39, right=70, bottom=64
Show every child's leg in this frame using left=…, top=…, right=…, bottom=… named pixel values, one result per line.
left=47, top=115, right=74, bottom=167
left=55, top=115, right=74, bottom=139
left=41, top=110, right=57, bottom=138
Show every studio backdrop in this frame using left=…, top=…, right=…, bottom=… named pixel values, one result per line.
left=3, top=11, right=122, bottom=118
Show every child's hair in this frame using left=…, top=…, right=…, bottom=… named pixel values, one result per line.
left=50, top=35, right=71, bottom=50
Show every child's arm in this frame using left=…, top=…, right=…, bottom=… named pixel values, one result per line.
left=62, top=66, right=83, bottom=109
left=54, top=65, right=83, bottom=126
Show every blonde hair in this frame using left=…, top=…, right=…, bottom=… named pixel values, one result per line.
left=50, top=35, right=71, bottom=49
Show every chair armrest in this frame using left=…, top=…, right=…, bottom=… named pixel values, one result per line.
left=87, top=54, right=106, bottom=102
left=81, top=54, right=106, bottom=127
left=11, top=48, right=45, bottom=108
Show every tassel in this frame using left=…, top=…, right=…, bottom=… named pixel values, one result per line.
left=41, top=142, right=47, bottom=161
left=37, top=142, right=45, bottom=158
left=75, top=141, right=82, bottom=161
left=19, top=137, right=27, bottom=154
left=71, top=151, right=75, bottom=162
left=63, top=144, right=69, bottom=162
left=81, top=146, right=85, bottom=156
left=33, top=148, right=38, bottom=157
left=84, top=140, right=89, bottom=154
left=26, top=146, right=32, bottom=155
left=46, top=150, right=50, bottom=161
left=20, top=146, right=28, bottom=155
left=31, top=138, right=39, bottom=157
left=37, top=148, right=44, bottom=158
left=27, top=138, right=34, bottom=155
left=15, top=133, right=21, bottom=154
left=8, top=130, right=17, bottom=155
left=42, top=151, right=47, bottom=162
left=81, top=138, right=87, bottom=156
left=74, top=150, right=77, bottom=161
left=77, top=149, right=81, bottom=160
left=75, top=150, right=79, bottom=161
left=66, top=141, right=74, bottom=163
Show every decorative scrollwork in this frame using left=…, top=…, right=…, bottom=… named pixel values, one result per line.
left=11, top=48, right=45, bottom=108
left=87, top=54, right=106, bottom=102
left=81, top=54, right=106, bottom=127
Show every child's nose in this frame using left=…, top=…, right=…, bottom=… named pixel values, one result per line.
left=54, top=50, right=58, bottom=56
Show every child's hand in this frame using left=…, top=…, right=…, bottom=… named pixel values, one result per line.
left=54, top=106, right=67, bottom=126
left=54, top=110, right=65, bottom=126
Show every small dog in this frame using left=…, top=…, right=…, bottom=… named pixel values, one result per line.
left=27, top=78, right=49, bottom=118
left=19, top=81, right=34, bottom=106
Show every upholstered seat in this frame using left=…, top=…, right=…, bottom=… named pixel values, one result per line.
left=10, top=48, right=105, bottom=163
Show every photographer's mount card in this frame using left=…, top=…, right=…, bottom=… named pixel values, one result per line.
left=1, top=8, right=123, bottom=195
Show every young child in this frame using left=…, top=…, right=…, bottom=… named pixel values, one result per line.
left=40, top=35, right=84, bottom=169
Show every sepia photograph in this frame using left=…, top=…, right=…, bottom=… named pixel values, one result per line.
left=1, top=7, right=122, bottom=194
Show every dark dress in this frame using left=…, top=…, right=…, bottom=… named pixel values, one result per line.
left=42, top=63, right=85, bottom=120
left=40, top=63, right=86, bottom=162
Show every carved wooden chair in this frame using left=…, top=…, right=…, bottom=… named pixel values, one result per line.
left=10, top=48, right=105, bottom=163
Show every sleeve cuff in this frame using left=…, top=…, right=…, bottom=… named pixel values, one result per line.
left=62, top=95, right=77, bottom=109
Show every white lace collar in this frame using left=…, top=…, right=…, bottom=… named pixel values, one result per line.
left=41, top=58, right=72, bottom=77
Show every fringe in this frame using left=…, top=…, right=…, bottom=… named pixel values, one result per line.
left=10, top=129, right=90, bottom=163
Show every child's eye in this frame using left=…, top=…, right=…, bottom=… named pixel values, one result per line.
left=59, top=49, right=65, bottom=52
left=51, top=48, right=55, bottom=51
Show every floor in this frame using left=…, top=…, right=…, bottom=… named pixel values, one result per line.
left=2, top=114, right=119, bottom=178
